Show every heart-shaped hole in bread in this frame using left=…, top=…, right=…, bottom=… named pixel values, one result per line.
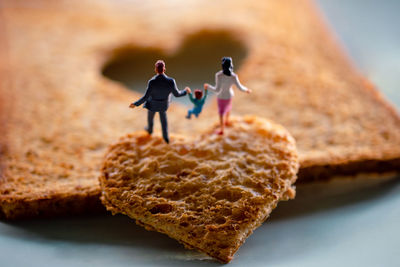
left=101, top=30, right=247, bottom=104
left=99, top=116, right=299, bottom=263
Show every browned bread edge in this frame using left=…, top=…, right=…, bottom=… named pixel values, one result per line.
left=299, top=158, right=400, bottom=182
left=0, top=191, right=104, bottom=220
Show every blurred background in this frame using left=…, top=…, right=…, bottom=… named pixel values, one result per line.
left=102, top=0, right=400, bottom=108
left=318, top=0, right=400, bottom=108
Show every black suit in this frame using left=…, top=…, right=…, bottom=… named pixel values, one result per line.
left=134, top=74, right=187, bottom=143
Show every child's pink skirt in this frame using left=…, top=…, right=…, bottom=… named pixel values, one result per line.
left=217, top=98, right=232, bottom=116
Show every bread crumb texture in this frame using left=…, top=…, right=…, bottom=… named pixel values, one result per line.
left=100, top=116, right=299, bottom=263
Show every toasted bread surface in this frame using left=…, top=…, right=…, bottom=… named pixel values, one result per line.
left=0, top=0, right=399, bottom=219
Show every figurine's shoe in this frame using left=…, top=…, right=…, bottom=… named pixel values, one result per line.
left=100, top=116, right=299, bottom=263
left=185, top=115, right=191, bottom=119
left=144, top=127, right=152, bottom=135
left=217, top=129, right=224, bottom=135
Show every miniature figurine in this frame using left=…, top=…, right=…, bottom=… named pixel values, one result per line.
left=186, top=86, right=208, bottom=119
left=129, top=60, right=190, bottom=143
left=204, top=57, right=251, bottom=135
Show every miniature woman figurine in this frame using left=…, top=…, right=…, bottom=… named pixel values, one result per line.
left=186, top=87, right=208, bottom=119
left=204, top=57, right=251, bottom=135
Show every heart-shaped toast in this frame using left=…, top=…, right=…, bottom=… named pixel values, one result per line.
left=99, top=116, right=299, bottom=263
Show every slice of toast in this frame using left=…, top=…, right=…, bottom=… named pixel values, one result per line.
left=99, top=116, right=299, bottom=263
left=1, top=0, right=399, bottom=219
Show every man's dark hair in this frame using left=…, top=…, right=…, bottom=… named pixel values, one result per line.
left=222, top=57, right=233, bottom=76
left=155, top=60, right=165, bottom=74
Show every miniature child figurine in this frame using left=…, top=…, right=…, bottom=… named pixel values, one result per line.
left=129, top=60, right=191, bottom=143
left=204, top=57, right=251, bottom=135
left=186, top=86, right=208, bottom=119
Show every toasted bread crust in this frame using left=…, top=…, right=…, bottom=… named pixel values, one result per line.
left=0, top=191, right=104, bottom=220
left=0, top=0, right=399, bottom=219
left=299, top=158, right=400, bottom=183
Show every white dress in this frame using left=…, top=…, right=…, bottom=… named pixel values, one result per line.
left=207, top=70, right=249, bottom=100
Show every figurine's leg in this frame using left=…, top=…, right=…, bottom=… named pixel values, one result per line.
left=218, top=114, right=224, bottom=135
left=186, top=110, right=192, bottom=119
left=217, top=98, right=224, bottom=135
left=146, top=110, right=155, bottom=134
left=159, top=111, right=169, bottom=143
left=225, top=111, right=231, bottom=126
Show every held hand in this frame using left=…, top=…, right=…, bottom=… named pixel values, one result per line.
left=246, top=89, right=252, bottom=94
left=204, top=83, right=209, bottom=90
left=129, top=103, right=136, bottom=108
left=185, top=87, right=192, bottom=94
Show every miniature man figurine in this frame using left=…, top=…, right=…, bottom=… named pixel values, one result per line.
left=129, top=60, right=190, bottom=143
left=186, top=86, right=208, bottom=119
